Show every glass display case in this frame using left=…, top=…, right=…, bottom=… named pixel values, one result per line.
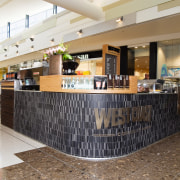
left=149, top=83, right=162, bottom=93
left=162, top=76, right=180, bottom=93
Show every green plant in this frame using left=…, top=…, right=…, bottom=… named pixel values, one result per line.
left=44, top=42, right=72, bottom=60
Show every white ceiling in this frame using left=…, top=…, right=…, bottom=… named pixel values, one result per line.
left=67, top=13, right=180, bottom=53
left=0, top=0, right=53, bottom=27
left=0, top=0, right=111, bottom=27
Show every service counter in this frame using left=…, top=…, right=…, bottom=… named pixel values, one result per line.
left=14, top=90, right=179, bottom=158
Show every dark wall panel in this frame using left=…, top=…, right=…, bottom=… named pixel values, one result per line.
left=149, top=42, right=157, bottom=79
left=120, top=46, right=128, bottom=75
left=1, top=89, right=14, bottom=129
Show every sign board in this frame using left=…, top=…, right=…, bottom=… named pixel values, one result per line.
left=102, top=44, right=120, bottom=75
left=105, top=54, right=117, bottom=75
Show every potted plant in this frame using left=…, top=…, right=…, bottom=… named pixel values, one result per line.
left=44, top=42, right=79, bottom=75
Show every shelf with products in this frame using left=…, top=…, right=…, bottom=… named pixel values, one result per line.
left=40, top=75, right=137, bottom=94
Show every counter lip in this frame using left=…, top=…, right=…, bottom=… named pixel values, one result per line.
left=15, top=90, right=41, bottom=92
left=15, top=90, right=177, bottom=95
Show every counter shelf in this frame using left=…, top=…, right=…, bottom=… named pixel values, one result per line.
left=40, top=75, right=137, bottom=94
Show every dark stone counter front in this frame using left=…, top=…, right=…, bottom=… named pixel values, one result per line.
left=14, top=91, right=179, bottom=158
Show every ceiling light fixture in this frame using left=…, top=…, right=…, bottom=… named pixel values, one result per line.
left=4, top=48, right=7, bottom=52
left=31, top=45, right=34, bottom=51
left=50, top=38, right=55, bottom=45
left=77, top=29, right=83, bottom=36
left=15, top=44, right=19, bottom=48
left=50, top=38, right=54, bottom=43
left=116, top=16, right=123, bottom=23
left=30, top=37, right=34, bottom=41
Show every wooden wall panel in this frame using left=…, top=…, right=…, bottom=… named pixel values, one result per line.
left=1, top=89, right=14, bottom=129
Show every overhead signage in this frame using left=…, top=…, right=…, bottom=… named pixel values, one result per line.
left=72, top=54, right=89, bottom=60
left=71, top=50, right=102, bottom=60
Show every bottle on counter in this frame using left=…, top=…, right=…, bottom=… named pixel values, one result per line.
left=64, top=77, right=68, bottom=89
left=119, top=75, right=123, bottom=88
left=123, top=75, right=126, bottom=88
left=125, top=75, right=129, bottom=88
left=6, top=73, right=9, bottom=80
left=75, top=77, right=79, bottom=89
left=107, top=74, right=113, bottom=89
left=114, top=74, right=120, bottom=89
left=61, top=77, right=65, bottom=89
left=84, top=77, right=89, bottom=89
left=67, top=77, right=71, bottom=89
left=89, top=77, right=94, bottom=89
left=71, top=77, right=75, bottom=89
left=79, top=77, right=84, bottom=89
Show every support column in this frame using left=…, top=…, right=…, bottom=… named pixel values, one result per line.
left=120, top=46, right=128, bottom=75
left=149, top=42, right=157, bottom=79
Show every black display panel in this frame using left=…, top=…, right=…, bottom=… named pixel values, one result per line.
left=105, top=53, right=117, bottom=75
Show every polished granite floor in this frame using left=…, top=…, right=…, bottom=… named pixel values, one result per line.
left=0, top=132, right=180, bottom=180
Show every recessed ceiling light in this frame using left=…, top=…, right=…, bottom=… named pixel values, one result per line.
left=116, top=16, right=123, bottom=23
left=31, top=45, right=34, bottom=51
left=77, top=29, right=83, bottom=36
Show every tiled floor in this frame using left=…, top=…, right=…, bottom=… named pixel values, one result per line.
left=0, top=125, right=180, bottom=180
left=0, top=125, right=45, bottom=168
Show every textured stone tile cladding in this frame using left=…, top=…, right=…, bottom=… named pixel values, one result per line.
left=14, top=91, right=179, bottom=158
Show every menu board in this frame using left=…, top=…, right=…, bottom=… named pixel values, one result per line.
left=105, top=53, right=117, bottom=75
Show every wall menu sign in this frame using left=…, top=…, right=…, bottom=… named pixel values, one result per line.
left=105, top=54, right=117, bottom=75
left=102, top=44, right=120, bottom=75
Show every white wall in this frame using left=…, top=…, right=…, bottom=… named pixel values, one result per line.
left=157, top=46, right=167, bottom=78
left=157, top=43, right=180, bottom=78
left=166, top=44, right=180, bottom=67
left=135, top=48, right=149, bottom=57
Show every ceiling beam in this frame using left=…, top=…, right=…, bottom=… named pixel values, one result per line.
left=43, top=0, right=104, bottom=20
